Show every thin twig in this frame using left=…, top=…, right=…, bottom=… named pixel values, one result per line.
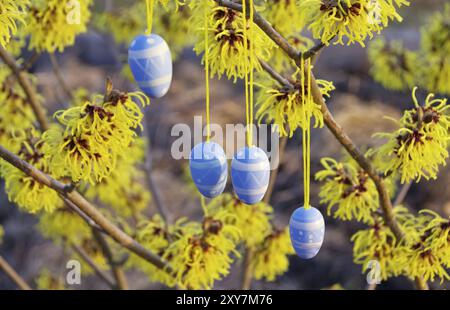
left=0, top=255, right=32, bottom=290
left=0, top=47, right=49, bottom=131
left=393, top=182, right=412, bottom=207
left=20, top=51, right=40, bottom=71
left=0, top=144, right=174, bottom=276
left=92, top=229, right=129, bottom=290
left=49, top=53, right=74, bottom=101
left=264, top=136, right=288, bottom=204
left=62, top=198, right=105, bottom=233
left=143, top=111, right=170, bottom=225
left=71, top=244, right=116, bottom=289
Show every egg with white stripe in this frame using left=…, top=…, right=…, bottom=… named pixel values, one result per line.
left=189, top=142, right=228, bottom=198
left=231, top=146, right=270, bottom=204
left=289, top=206, right=325, bottom=259
left=128, top=34, right=172, bottom=98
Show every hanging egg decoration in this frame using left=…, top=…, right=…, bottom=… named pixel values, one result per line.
left=289, top=206, right=325, bottom=259
left=128, top=34, right=172, bottom=98
left=231, top=146, right=270, bottom=205
left=189, top=142, right=228, bottom=198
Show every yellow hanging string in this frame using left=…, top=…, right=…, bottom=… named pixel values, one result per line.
left=200, top=195, right=208, bottom=216
left=249, top=0, right=255, bottom=147
left=301, top=59, right=312, bottom=210
left=146, top=0, right=155, bottom=34
left=204, top=3, right=211, bottom=141
left=242, top=0, right=250, bottom=146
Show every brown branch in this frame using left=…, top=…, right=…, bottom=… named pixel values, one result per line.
left=92, top=229, right=129, bottom=290
left=49, top=53, right=74, bottom=101
left=0, top=47, right=49, bottom=131
left=0, top=255, right=32, bottom=290
left=0, top=144, right=174, bottom=277
left=71, top=244, right=116, bottom=289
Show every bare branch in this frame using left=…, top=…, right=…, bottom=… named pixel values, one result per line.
left=49, top=53, right=74, bottom=101
left=0, top=144, right=174, bottom=276
left=71, top=244, right=116, bottom=289
left=0, top=47, right=49, bottom=131
left=92, top=229, right=129, bottom=290
left=0, top=255, right=32, bottom=290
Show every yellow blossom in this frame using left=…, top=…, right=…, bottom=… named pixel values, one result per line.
left=42, top=89, right=149, bottom=184
left=251, top=227, right=295, bottom=281
left=368, top=37, right=418, bottom=91
left=0, top=0, right=28, bottom=48
left=0, top=129, right=63, bottom=213
left=36, top=268, right=65, bottom=290
left=207, top=193, right=273, bottom=248
left=38, top=208, right=91, bottom=245
left=256, top=69, right=334, bottom=137
left=165, top=215, right=240, bottom=289
left=351, top=220, right=406, bottom=280
left=191, top=0, right=275, bottom=82
left=26, top=0, right=92, bottom=53
left=374, top=88, right=450, bottom=183
left=300, top=0, right=409, bottom=47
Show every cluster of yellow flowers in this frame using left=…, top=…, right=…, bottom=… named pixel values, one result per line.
left=26, top=0, right=92, bottom=53
left=419, top=4, right=450, bottom=95
left=352, top=217, right=405, bottom=280
left=36, top=268, right=65, bottom=290
left=38, top=208, right=91, bottom=245
left=206, top=193, right=273, bottom=248
left=368, top=38, right=417, bottom=91
left=190, top=0, right=275, bottom=81
left=0, top=0, right=28, bottom=48
left=94, top=2, right=145, bottom=46
left=374, top=88, right=450, bottom=184
left=316, top=156, right=392, bottom=224
left=85, top=138, right=150, bottom=219
left=167, top=214, right=240, bottom=289
left=352, top=207, right=450, bottom=283
left=42, top=88, right=149, bottom=184
left=256, top=68, right=334, bottom=137
left=0, top=67, right=38, bottom=148
left=369, top=5, right=450, bottom=95
left=0, top=129, right=63, bottom=213
left=300, top=0, right=409, bottom=46
left=251, top=227, right=295, bottom=281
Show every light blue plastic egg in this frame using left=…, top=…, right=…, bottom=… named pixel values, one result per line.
left=128, top=34, right=172, bottom=98
left=189, top=142, right=228, bottom=198
left=289, top=206, right=325, bottom=259
left=231, top=146, right=270, bottom=205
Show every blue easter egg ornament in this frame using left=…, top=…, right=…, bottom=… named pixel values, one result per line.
left=128, top=34, right=172, bottom=98
left=289, top=206, right=325, bottom=259
left=189, top=142, right=228, bottom=198
left=231, top=146, right=270, bottom=205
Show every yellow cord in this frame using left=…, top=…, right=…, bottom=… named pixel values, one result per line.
left=200, top=195, right=208, bottom=216
left=301, top=60, right=312, bottom=209
left=242, top=0, right=250, bottom=146
left=242, top=0, right=255, bottom=147
left=249, top=0, right=254, bottom=147
left=146, top=0, right=155, bottom=34
left=204, top=4, right=211, bottom=141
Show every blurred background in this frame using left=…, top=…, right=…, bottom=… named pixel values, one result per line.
left=0, top=0, right=449, bottom=290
